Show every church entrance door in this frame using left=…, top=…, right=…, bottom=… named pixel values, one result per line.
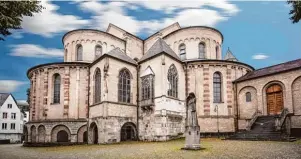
left=266, top=84, right=283, bottom=115
left=120, top=123, right=137, bottom=141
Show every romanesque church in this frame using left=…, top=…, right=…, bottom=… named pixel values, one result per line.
left=24, top=22, right=301, bottom=144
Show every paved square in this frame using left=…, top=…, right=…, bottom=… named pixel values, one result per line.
left=0, top=139, right=300, bottom=159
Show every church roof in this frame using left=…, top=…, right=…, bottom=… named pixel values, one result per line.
left=235, top=58, right=301, bottom=82
left=224, top=48, right=238, bottom=61
left=105, top=48, right=137, bottom=65
left=0, top=93, right=10, bottom=106
left=139, top=38, right=181, bottom=63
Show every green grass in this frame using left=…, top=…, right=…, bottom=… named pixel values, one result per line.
left=1, top=139, right=300, bottom=159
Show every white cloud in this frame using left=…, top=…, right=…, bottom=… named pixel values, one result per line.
left=20, top=1, right=90, bottom=37
left=252, top=54, right=269, bottom=60
left=9, top=44, right=63, bottom=58
left=0, top=80, right=26, bottom=93
left=77, top=0, right=239, bottom=35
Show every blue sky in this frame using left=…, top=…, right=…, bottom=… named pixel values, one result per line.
left=0, top=1, right=300, bottom=101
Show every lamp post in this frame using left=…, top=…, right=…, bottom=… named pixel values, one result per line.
left=214, top=105, right=220, bottom=138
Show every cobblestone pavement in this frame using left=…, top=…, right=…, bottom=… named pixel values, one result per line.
left=0, top=139, right=300, bottom=159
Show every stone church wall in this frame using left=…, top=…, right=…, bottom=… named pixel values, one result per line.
left=63, top=30, right=126, bottom=62
left=163, top=27, right=223, bottom=60
left=236, top=69, right=301, bottom=130
left=185, top=60, right=252, bottom=133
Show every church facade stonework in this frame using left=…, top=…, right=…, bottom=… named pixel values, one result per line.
left=24, top=22, right=301, bottom=144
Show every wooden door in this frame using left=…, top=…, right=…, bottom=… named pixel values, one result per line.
left=267, top=84, right=283, bottom=115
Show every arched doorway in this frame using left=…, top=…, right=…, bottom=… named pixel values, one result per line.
left=57, top=130, right=68, bottom=142
left=30, top=125, right=36, bottom=143
left=120, top=122, right=137, bottom=141
left=83, top=131, right=88, bottom=143
left=23, top=126, right=28, bottom=142
left=89, top=122, right=98, bottom=144
left=266, top=84, right=283, bottom=115
left=38, top=125, right=46, bottom=143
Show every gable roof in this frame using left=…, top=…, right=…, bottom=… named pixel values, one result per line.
left=0, top=93, right=10, bottom=106
left=144, top=22, right=181, bottom=41
left=106, top=23, right=143, bottom=41
left=139, top=38, right=181, bottom=63
left=91, top=48, right=137, bottom=67
left=235, top=58, right=301, bottom=82
left=224, top=48, right=238, bottom=61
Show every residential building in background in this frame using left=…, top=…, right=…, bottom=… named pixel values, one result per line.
left=0, top=93, right=24, bottom=143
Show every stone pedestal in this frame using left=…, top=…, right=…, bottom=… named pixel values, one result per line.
left=183, top=125, right=200, bottom=150
left=182, top=93, right=201, bottom=150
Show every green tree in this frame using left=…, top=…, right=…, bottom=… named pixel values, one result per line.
left=288, top=0, right=301, bottom=23
left=0, top=1, right=43, bottom=40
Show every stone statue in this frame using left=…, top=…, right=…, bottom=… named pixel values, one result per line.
left=182, top=93, right=201, bottom=150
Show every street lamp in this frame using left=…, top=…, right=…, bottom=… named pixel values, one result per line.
left=214, top=105, right=220, bottom=138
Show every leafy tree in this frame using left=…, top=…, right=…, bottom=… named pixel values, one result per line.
left=288, top=0, right=301, bottom=23
left=0, top=1, right=43, bottom=40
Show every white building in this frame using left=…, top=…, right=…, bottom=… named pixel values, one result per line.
left=17, top=100, right=29, bottom=123
left=0, top=93, right=24, bottom=143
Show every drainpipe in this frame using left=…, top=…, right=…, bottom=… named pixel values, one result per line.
left=234, top=81, right=238, bottom=132
left=86, top=67, right=90, bottom=144
left=136, top=64, right=140, bottom=141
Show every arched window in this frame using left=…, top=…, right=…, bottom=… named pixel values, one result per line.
left=167, top=64, right=178, bottom=98
left=77, top=45, right=83, bottom=61
left=246, top=92, right=251, bottom=102
left=118, top=69, right=131, bottom=103
left=213, top=72, right=222, bottom=103
left=142, top=75, right=154, bottom=100
left=199, top=42, right=206, bottom=59
left=179, top=43, right=186, bottom=60
left=64, top=49, right=68, bottom=61
left=94, top=68, right=101, bottom=103
left=53, top=74, right=61, bottom=104
left=95, top=45, right=102, bottom=58
left=216, top=46, right=219, bottom=59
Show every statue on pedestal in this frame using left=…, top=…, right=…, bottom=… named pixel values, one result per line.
left=182, top=93, right=201, bottom=150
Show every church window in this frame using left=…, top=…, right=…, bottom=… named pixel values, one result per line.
left=179, top=43, right=186, bottom=60
left=246, top=92, right=251, bottom=102
left=95, top=45, right=102, bottom=58
left=213, top=72, right=222, bottom=103
left=216, top=46, right=219, bottom=59
left=199, top=42, right=206, bottom=59
left=64, top=49, right=68, bottom=61
left=141, top=75, right=154, bottom=100
left=76, top=45, right=83, bottom=61
left=118, top=69, right=131, bottom=103
left=167, top=64, right=178, bottom=98
left=94, top=68, right=101, bottom=103
left=53, top=74, right=61, bottom=104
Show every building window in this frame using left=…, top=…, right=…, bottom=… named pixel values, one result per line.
left=213, top=72, right=222, bottom=103
left=246, top=92, right=252, bottom=102
left=11, top=113, right=16, bottom=119
left=10, top=123, right=15, bottom=130
left=2, top=123, right=7, bottom=130
left=94, top=68, right=101, bottom=103
left=179, top=43, right=186, bottom=60
left=141, top=75, right=154, bottom=100
left=118, top=69, right=131, bottom=103
left=216, top=46, right=219, bottom=59
left=95, top=45, right=102, bottom=58
left=64, top=49, right=68, bottom=60
left=24, top=113, right=27, bottom=118
left=76, top=45, right=83, bottom=61
left=199, top=42, right=206, bottom=59
left=7, top=104, right=12, bottom=109
left=53, top=74, right=61, bottom=104
left=167, top=64, right=178, bottom=98
left=2, top=112, right=7, bottom=119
